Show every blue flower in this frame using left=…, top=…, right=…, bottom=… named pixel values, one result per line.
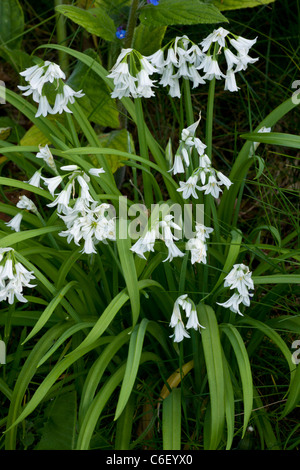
left=116, top=27, right=126, bottom=39
left=147, top=0, right=160, bottom=5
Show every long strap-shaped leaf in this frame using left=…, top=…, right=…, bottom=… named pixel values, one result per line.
left=221, top=323, right=253, bottom=438
left=4, top=322, right=71, bottom=450
left=197, top=303, right=225, bottom=450
left=162, top=388, right=182, bottom=450
left=76, top=352, right=160, bottom=450
left=114, top=318, right=150, bottom=420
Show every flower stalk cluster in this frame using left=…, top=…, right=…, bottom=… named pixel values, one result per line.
left=18, top=61, right=84, bottom=117
left=169, top=295, right=205, bottom=343
left=109, top=28, right=258, bottom=99
left=0, top=248, right=36, bottom=304
left=217, top=263, right=254, bottom=315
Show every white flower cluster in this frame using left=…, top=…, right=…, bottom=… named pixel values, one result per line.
left=18, top=61, right=84, bottom=117
left=169, top=115, right=207, bottom=176
left=40, top=162, right=114, bottom=254
left=147, top=36, right=206, bottom=98
left=130, top=214, right=184, bottom=263
left=107, top=48, right=157, bottom=99
left=59, top=202, right=116, bottom=255
left=169, top=294, right=205, bottom=343
left=217, top=263, right=254, bottom=315
left=109, top=29, right=258, bottom=100
left=198, top=27, right=259, bottom=92
left=172, top=116, right=232, bottom=200
left=0, top=248, right=36, bottom=304
left=186, top=223, right=213, bottom=265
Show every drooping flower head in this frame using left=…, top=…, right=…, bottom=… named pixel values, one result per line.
left=198, top=27, right=258, bottom=91
left=18, top=60, right=84, bottom=117
left=0, top=248, right=36, bottom=304
left=169, top=294, right=205, bottom=342
left=107, top=49, right=157, bottom=99
left=217, top=263, right=254, bottom=315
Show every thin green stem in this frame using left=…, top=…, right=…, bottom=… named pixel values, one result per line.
left=135, top=97, right=153, bottom=206
left=54, top=0, right=69, bottom=72
left=124, top=0, right=139, bottom=49
left=205, top=77, right=216, bottom=161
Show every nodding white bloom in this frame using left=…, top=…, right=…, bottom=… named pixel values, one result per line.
left=163, top=238, right=185, bottom=263
left=217, top=263, right=254, bottom=315
left=108, top=49, right=157, bottom=99
left=47, top=183, right=73, bottom=213
left=235, top=51, right=259, bottom=72
left=169, top=116, right=206, bottom=175
left=16, top=195, right=39, bottom=215
left=216, top=171, right=233, bottom=189
left=89, top=167, right=105, bottom=177
left=229, top=36, right=258, bottom=55
left=195, top=223, right=214, bottom=241
left=169, top=154, right=185, bottom=175
left=44, top=167, right=95, bottom=213
left=147, top=35, right=206, bottom=98
left=169, top=295, right=190, bottom=342
left=177, top=174, right=201, bottom=199
left=19, top=61, right=84, bottom=117
left=223, top=263, right=254, bottom=296
left=186, top=237, right=208, bottom=264
left=131, top=213, right=184, bottom=263
left=170, top=294, right=204, bottom=342
left=25, top=170, right=42, bottom=188
left=36, top=144, right=57, bottom=172
left=51, top=84, right=84, bottom=115
left=197, top=29, right=258, bottom=90
left=42, top=175, right=63, bottom=196
left=224, top=48, right=239, bottom=70
left=200, top=173, right=223, bottom=199
left=200, top=27, right=230, bottom=52
left=0, top=247, right=36, bottom=304
left=201, top=56, right=226, bottom=80
left=5, top=213, right=23, bottom=232
left=217, top=292, right=251, bottom=316
left=35, top=95, right=53, bottom=118
left=58, top=203, right=116, bottom=254
left=130, top=228, right=157, bottom=260
left=159, top=214, right=185, bottom=262
left=224, top=69, right=240, bottom=92
left=186, top=223, right=213, bottom=265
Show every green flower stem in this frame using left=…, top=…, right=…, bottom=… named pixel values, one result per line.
left=124, top=0, right=139, bottom=49
left=4, top=303, right=14, bottom=346
left=135, top=97, right=153, bottom=206
left=183, top=78, right=196, bottom=173
left=205, top=77, right=216, bottom=161
left=54, top=0, right=69, bottom=72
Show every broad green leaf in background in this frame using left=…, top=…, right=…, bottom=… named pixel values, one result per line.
left=55, top=5, right=116, bottom=42
left=94, top=0, right=131, bottom=8
left=0, top=0, right=24, bottom=49
left=132, top=23, right=167, bottom=56
left=67, top=49, right=120, bottom=129
left=95, top=129, right=135, bottom=173
left=35, top=391, right=77, bottom=450
left=212, top=0, right=276, bottom=11
left=139, top=0, right=228, bottom=27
